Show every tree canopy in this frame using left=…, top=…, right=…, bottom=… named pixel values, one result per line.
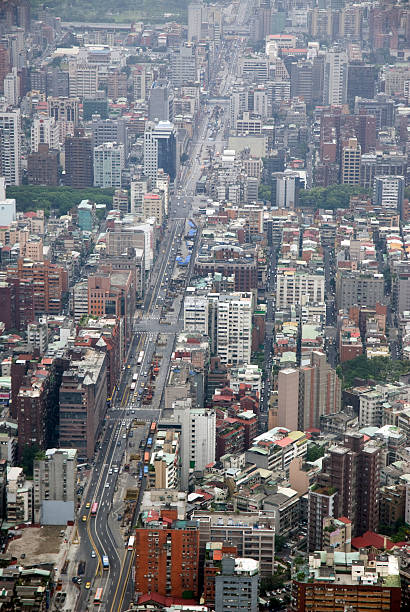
left=299, top=184, right=370, bottom=210
left=337, top=354, right=410, bottom=389
left=7, top=186, right=114, bottom=217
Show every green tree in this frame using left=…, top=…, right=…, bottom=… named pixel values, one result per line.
left=21, top=443, right=41, bottom=478
left=306, top=444, right=325, bottom=462
left=299, top=184, right=371, bottom=210
left=337, top=354, right=410, bottom=389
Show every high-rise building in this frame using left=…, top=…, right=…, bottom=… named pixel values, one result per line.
left=214, top=292, right=253, bottom=366
left=27, top=143, right=59, bottom=186
left=68, top=60, right=99, bottom=98
left=64, top=128, right=93, bottom=188
left=47, top=96, right=79, bottom=142
left=171, top=44, right=197, bottom=87
left=172, top=398, right=216, bottom=488
left=134, top=512, right=199, bottom=599
left=93, top=141, right=125, bottom=188
left=336, top=270, right=384, bottom=311
left=277, top=352, right=341, bottom=431
left=148, top=80, right=173, bottom=122
left=130, top=176, right=150, bottom=216
left=133, top=65, right=148, bottom=102
left=0, top=108, right=21, bottom=185
left=271, top=171, right=303, bottom=209
left=316, top=433, right=381, bottom=537
left=341, top=137, right=361, bottom=185
left=188, top=3, right=204, bottom=42
left=33, top=448, right=77, bottom=524
left=215, top=558, right=259, bottom=612
left=395, top=261, right=410, bottom=315
left=373, top=175, right=405, bottom=212
left=0, top=46, right=10, bottom=93
left=31, top=116, right=59, bottom=152
left=347, top=63, right=376, bottom=105
left=276, top=268, right=325, bottom=309
left=3, top=67, right=19, bottom=106
left=142, top=191, right=164, bottom=225
left=184, top=295, right=209, bottom=334
left=143, top=120, right=177, bottom=184
left=91, top=116, right=127, bottom=149
left=323, top=48, right=348, bottom=105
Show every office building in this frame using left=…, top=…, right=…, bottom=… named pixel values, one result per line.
left=27, top=143, right=59, bottom=186
left=143, top=120, right=177, bottom=184
left=64, top=128, right=93, bottom=188
left=134, top=512, right=199, bottom=599
left=0, top=109, right=21, bottom=185
left=373, top=175, right=405, bottom=212
left=188, top=2, right=203, bottom=41
left=47, top=96, right=79, bottom=142
left=278, top=352, right=341, bottom=431
left=292, top=550, right=401, bottom=612
left=341, top=137, right=361, bottom=185
left=347, top=63, right=376, bottom=105
left=68, top=60, right=99, bottom=98
left=148, top=79, right=173, bottom=122
left=203, top=542, right=238, bottom=608
left=395, top=261, right=410, bottom=315
left=215, top=557, right=259, bottom=612
left=171, top=44, right=197, bottom=87
left=91, top=116, right=127, bottom=149
left=31, top=116, right=59, bottom=152
left=112, top=188, right=129, bottom=214
left=0, top=45, right=10, bottom=93
left=33, top=448, right=77, bottom=525
left=271, top=172, right=303, bottom=209
left=133, top=65, right=148, bottom=102
left=149, top=429, right=180, bottom=490
left=93, top=142, right=125, bottom=188
left=323, top=48, right=348, bottom=105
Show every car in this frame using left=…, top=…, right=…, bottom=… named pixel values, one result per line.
left=85, top=582, right=91, bottom=589
left=82, top=515, right=87, bottom=522
left=122, top=434, right=126, bottom=439
left=127, top=364, right=130, bottom=368
left=91, top=551, right=96, bottom=558
left=109, top=468, right=113, bottom=475
left=85, top=502, right=91, bottom=509
left=77, top=578, right=82, bottom=585
left=114, top=467, right=119, bottom=473
left=105, top=482, right=110, bottom=488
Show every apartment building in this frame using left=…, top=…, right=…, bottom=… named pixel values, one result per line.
left=33, top=448, right=77, bottom=524
left=341, top=137, right=361, bottom=185
left=215, top=292, right=253, bottom=366
left=336, top=270, right=384, bottom=311
left=0, top=109, right=22, bottom=185
left=149, top=429, right=180, bottom=490
left=192, top=511, right=275, bottom=577
left=134, top=513, right=199, bottom=599
left=93, top=141, right=125, bottom=188
left=184, top=294, right=209, bottom=334
left=276, top=268, right=325, bottom=309
left=215, top=557, right=259, bottom=612
left=31, top=116, right=59, bottom=152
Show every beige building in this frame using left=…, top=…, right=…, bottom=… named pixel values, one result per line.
left=143, top=191, right=164, bottom=225
left=342, top=137, right=361, bottom=185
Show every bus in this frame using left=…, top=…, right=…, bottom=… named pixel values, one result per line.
left=127, top=535, right=135, bottom=550
left=102, top=555, right=109, bottom=570
left=91, top=503, right=98, bottom=516
left=144, top=451, right=150, bottom=464
left=94, top=588, right=103, bottom=604
left=130, top=382, right=136, bottom=391
left=150, top=422, right=157, bottom=434
left=137, top=351, right=144, bottom=366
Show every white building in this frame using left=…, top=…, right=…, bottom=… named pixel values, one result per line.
left=93, top=141, right=125, bottom=188
left=33, top=448, right=77, bottom=525
left=230, top=364, right=262, bottom=395
left=130, top=177, right=150, bottom=216
left=68, top=61, right=99, bottom=98
left=171, top=44, right=197, bottom=87
left=215, top=292, right=253, bottom=365
left=6, top=466, right=33, bottom=524
left=3, top=68, right=19, bottom=106
left=0, top=109, right=22, bottom=185
left=184, top=294, right=209, bottom=334
left=172, top=398, right=216, bottom=488
left=276, top=269, right=325, bottom=309
left=323, top=48, right=348, bottom=105
left=188, top=3, right=203, bottom=42
left=31, top=116, right=60, bottom=152
left=0, top=177, right=16, bottom=225
left=373, top=175, right=405, bottom=212
left=143, top=120, right=177, bottom=184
